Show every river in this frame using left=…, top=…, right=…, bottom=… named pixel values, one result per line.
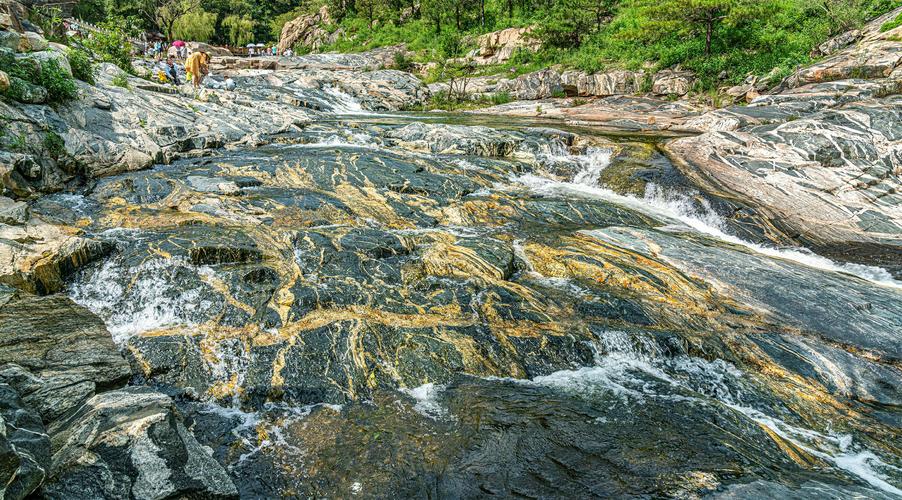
left=30, top=101, right=902, bottom=497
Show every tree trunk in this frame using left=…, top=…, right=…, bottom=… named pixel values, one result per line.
left=508, top=0, right=513, bottom=19
left=480, top=0, right=485, bottom=28
left=705, top=17, right=712, bottom=56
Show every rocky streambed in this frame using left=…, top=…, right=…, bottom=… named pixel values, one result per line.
left=4, top=107, right=897, bottom=497
left=1, top=14, right=902, bottom=495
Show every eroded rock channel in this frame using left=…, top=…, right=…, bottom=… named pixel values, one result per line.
left=8, top=111, right=896, bottom=498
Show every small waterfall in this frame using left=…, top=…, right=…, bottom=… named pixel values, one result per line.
left=68, top=253, right=219, bottom=345
left=513, top=148, right=902, bottom=289
left=322, top=86, right=366, bottom=114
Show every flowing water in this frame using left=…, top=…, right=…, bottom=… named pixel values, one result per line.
left=40, top=95, right=902, bottom=498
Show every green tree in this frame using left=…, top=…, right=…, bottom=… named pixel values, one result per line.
left=143, top=0, right=203, bottom=39
left=222, top=14, right=256, bottom=46
left=536, top=0, right=617, bottom=48
left=172, top=8, right=217, bottom=41
left=651, top=0, right=766, bottom=56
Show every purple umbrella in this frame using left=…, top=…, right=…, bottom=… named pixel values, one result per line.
left=172, top=40, right=186, bottom=47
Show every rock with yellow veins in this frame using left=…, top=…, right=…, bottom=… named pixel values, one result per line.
left=0, top=215, right=109, bottom=294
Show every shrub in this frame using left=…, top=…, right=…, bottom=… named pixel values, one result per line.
left=67, top=48, right=95, bottom=84
left=0, top=49, right=77, bottom=104
left=42, top=131, right=66, bottom=159
left=82, top=18, right=137, bottom=74
left=393, top=51, right=413, bottom=71
left=32, top=6, right=65, bottom=43
left=35, top=59, right=78, bottom=103
left=490, top=91, right=512, bottom=105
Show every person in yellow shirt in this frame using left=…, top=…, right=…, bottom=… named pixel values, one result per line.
left=185, top=50, right=210, bottom=89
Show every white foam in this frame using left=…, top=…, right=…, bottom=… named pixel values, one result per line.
left=323, top=86, right=366, bottom=114
left=400, top=383, right=451, bottom=420
left=523, top=338, right=902, bottom=495
left=68, top=256, right=216, bottom=344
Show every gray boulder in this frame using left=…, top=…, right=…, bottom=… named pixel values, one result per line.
left=0, top=30, right=18, bottom=51
left=5, top=76, right=46, bottom=104
left=16, top=31, right=45, bottom=52
left=0, top=196, right=27, bottom=224
left=498, top=68, right=563, bottom=99
left=0, top=383, right=50, bottom=500
left=560, top=69, right=646, bottom=97
left=652, top=70, right=694, bottom=96
left=0, top=292, right=130, bottom=422
left=42, top=387, right=238, bottom=499
left=16, top=49, right=71, bottom=76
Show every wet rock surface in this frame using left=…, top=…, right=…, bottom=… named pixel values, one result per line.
left=44, top=386, right=237, bottom=499
left=21, top=115, right=897, bottom=497
left=1, top=11, right=901, bottom=494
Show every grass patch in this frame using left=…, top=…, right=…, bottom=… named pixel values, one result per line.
left=111, top=72, right=130, bottom=89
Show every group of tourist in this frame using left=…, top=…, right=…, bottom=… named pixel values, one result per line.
left=246, top=45, right=292, bottom=57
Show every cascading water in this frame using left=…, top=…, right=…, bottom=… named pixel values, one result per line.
left=513, top=146, right=902, bottom=289
left=322, top=86, right=367, bottom=114
left=501, top=330, right=902, bottom=495
left=68, top=251, right=220, bottom=344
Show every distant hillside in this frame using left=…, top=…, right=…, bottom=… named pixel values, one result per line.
left=294, top=0, right=901, bottom=89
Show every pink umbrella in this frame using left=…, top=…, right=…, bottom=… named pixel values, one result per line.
left=172, top=40, right=186, bottom=47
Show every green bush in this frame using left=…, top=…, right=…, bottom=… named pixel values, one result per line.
left=82, top=18, right=136, bottom=74
left=35, top=59, right=77, bottom=103
left=32, top=6, right=65, bottom=43
left=393, top=51, right=413, bottom=71
left=67, top=48, right=95, bottom=84
left=490, top=91, right=512, bottom=105
left=0, top=49, right=77, bottom=104
left=42, top=131, right=66, bottom=160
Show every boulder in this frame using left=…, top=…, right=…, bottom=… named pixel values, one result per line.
left=0, top=215, right=109, bottom=294
left=0, top=383, right=50, bottom=500
left=787, top=6, right=902, bottom=88
left=385, top=122, right=526, bottom=156
left=277, top=5, right=340, bottom=53
left=16, top=49, right=71, bottom=76
left=651, top=70, right=694, bottom=96
left=5, top=76, right=46, bottom=103
left=187, top=41, right=232, bottom=57
left=0, top=292, right=130, bottom=401
left=724, top=83, right=756, bottom=103
left=0, top=1, right=26, bottom=33
left=41, top=387, right=238, bottom=499
left=561, top=70, right=645, bottom=97
left=812, top=29, right=862, bottom=57
left=498, top=68, right=563, bottom=99
left=0, top=29, right=18, bottom=51
left=16, top=31, right=45, bottom=52
left=666, top=95, right=902, bottom=252
left=467, top=27, right=539, bottom=65
left=0, top=196, right=27, bottom=224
